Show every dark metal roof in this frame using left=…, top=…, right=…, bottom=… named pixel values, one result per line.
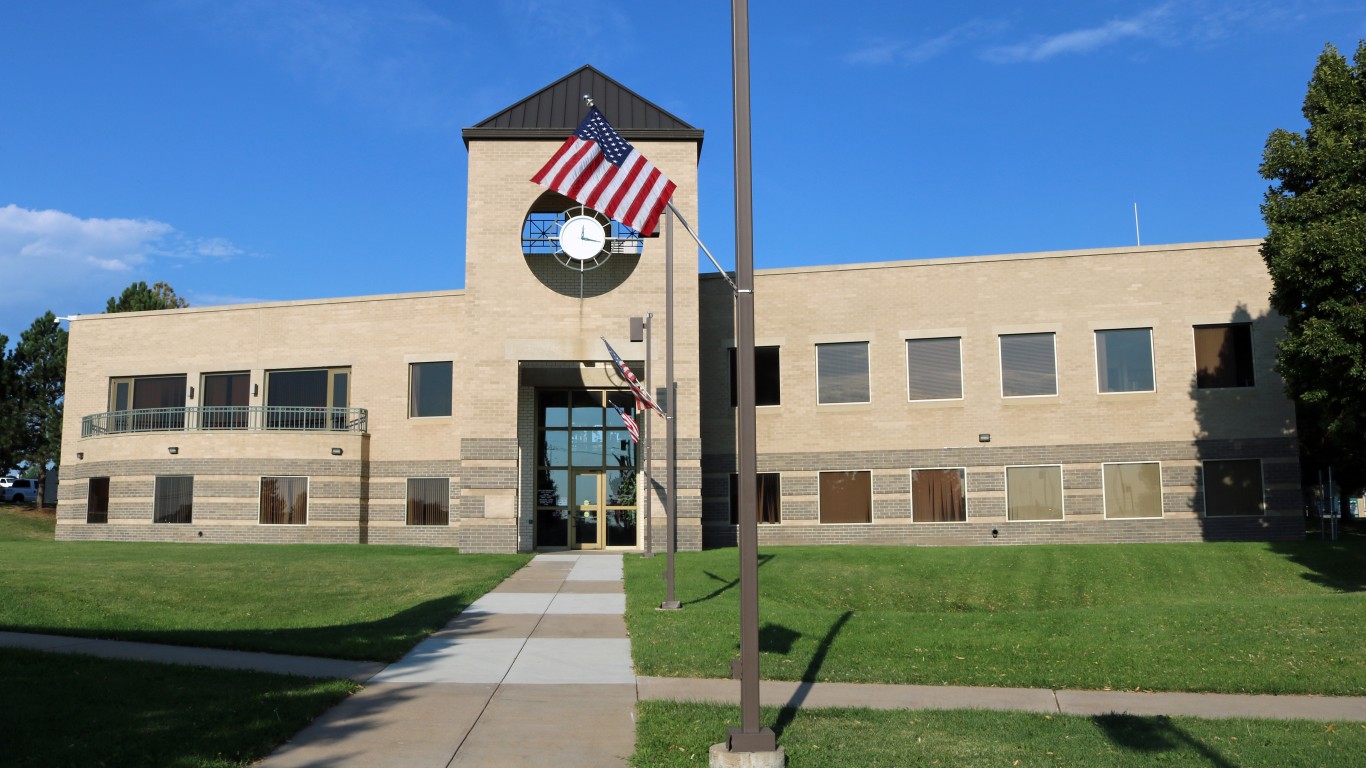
left=462, top=65, right=703, bottom=146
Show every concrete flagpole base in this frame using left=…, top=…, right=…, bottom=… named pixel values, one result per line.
left=709, top=742, right=786, bottom=767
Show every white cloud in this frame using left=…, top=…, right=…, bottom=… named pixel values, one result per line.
left=847, top=20, right=1004, bottom=66
left=982, top=5, right=1175, bottom=63
left=0, top=204, right=246, bottom=340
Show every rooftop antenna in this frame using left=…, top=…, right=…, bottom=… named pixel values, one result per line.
left=1133, top=201, right=1141, bottom=247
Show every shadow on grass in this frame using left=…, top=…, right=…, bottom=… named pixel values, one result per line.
left=9, top=594, right=487, bottom=663
left=771, top=610, right=853, bottom=737
left=687, top=553, right=775, bottom=606
left=1267, top=525, right=1366, bottom=592
left=1094, top=713, right=1236, bottom=768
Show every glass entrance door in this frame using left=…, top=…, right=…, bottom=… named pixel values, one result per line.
left=535, top=389, right=640, bottom=550
left=571, top=472, right=602, bottom=550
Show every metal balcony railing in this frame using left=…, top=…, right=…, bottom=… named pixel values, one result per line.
left=81, top=406, right=368, bottom=437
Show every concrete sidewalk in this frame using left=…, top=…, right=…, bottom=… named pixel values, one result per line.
left=637, top=676, right=1366, bottom=723
left=260, top=552, right=636, bottom=768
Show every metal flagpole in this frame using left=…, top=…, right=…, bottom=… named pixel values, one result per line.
left=643, top=313, right=654, bottom=557
left=727, top=0, right=777, bottom=755
left=661, top=207, right=681, bottom=609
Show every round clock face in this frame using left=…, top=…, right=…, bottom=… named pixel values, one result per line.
left=558, top=214, right=608, bottom=262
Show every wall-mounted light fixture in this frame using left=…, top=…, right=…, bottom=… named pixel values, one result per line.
left=978, top=433, right=991, bottom=443
left=188, top=386, right=195, bottom=400
left=253, top=383, right=259, bottom=397
left=992, top=528, right=999, bottom=539
left=76, top=452, right=84, bottom=460
left=168, top=446, right=179, bottom=455
left=331, top=447, right=343, bottom=456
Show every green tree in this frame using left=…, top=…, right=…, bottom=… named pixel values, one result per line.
left=1260, top=41, right=1366, bottom=496
left=105, top=280, right=189, bottom=313
left=0, top=334, right=22, bottom=472
left=13, top=312, right=67, bottom=502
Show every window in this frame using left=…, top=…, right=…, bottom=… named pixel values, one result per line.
left=819, top=470, right=871, bottom=524
left=1103, top=462, right=1162, bottom=518
left=260, top=477, right=308, bottom=525
left=153, top=476, right=193, bottom=524
left=266, top=367, right=350, bottom=429
left=912, top=468, right=966, bottom=522
left=1006, top=466, right=1063, bottom=521
left=109, top=375, right=187, bottom=431
left=407, top=478, right=450, bottom=525
left=87, top=477, right=110, bottom=524
left=729, top=473, right=781, bottom=524
left=816, top=342, right=870, bottom=404
left=410, top=362, right=453, bottom=418
left=730, top=346, right=781, bottom=406
left=907, top=337, right=962, bottom=400
left=1194, top=324, right=1254, bottom=388
left=1096, top=329, right=1155, bottom=393
left=201, top=372, right=249, bottom=429
left=1000, top=333, right=1057, bottom=397
left=1203, top=459, right=1264, bottom=516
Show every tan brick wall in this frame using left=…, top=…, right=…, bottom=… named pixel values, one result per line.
left=698, top=240, right=1301, bottom=547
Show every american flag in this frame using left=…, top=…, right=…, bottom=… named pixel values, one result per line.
left=610, top=399, right=641, bottom=444
left=531, top=107, right=676, bottom=237
left=601, top=337, right=662, bottom=413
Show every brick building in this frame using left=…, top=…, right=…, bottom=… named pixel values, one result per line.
left=55, top=67, right=1301, bottom=551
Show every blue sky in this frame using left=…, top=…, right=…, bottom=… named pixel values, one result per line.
left=2, top=1, right=1363, bottom=344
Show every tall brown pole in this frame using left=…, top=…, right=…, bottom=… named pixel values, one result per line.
left=643, top=312, right=653, bottom=557
left=661, top=207, right=680, bottom=609
left=728, top=0, right=776, bottom=753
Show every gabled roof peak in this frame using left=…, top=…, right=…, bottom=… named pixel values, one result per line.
left=462, top=65, right=703, bottom=146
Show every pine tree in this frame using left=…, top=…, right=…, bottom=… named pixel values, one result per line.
left=1261, top=41, right=1366, bottom=495
left=13, top=313, right=67, bottom=500
left=105, top=280, right=189, bottom=313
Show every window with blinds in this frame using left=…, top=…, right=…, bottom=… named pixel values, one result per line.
left=1103, top=462, right=1162, bottom=518
left=1000, top=333, right=1057, bottom=397
left=816, top=342, right=870, bottom=404
left=1096, top=328, right=1155, bottom=393
left=153, top=476, right=194, bottom=524
left=1005, top=465, right=1063, bottom=521
left=907, top=337, right=962, bottom=400
left=819, top=470, right=872, bottom=524
left=407, top=477, right=450, bottom=525
left=1194, top=324, right=1254, bottom=388
left=260, top=477, right=308, bottom=525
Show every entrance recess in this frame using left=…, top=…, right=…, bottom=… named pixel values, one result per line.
left=535, top=389, right=639, bottom=550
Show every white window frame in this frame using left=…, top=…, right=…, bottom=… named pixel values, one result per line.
left=905, top=337, right=964, bottom=402
left=1200, top=459, right=1266, bottom=517
left=816, top=469, right=875, bottom=525
left=909, top=466, right=968, bottom=523
left=1094, top=328, right=1157, bottom=395
left=998, top=333, right=1059, bottom=399
left=814, top=341, right=872, bottom=405
left=405, top=476, right=452, bottom=526
left=1003, top=464, right=1066, bottom=522
left=257, top=476, right=310, bottom=526
left=1101, top=461, right=1164, bottom=519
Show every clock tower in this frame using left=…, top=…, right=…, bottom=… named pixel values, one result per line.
left=455, top=66, right=705, bottom=552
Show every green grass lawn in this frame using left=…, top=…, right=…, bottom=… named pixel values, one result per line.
left=0, top=505, right=529, bottom=661
left=2, top=648, right=357, bottom=768
left=633, top=701, right=1366, bottom=767
left=625, top=540, right=1366, bottom=695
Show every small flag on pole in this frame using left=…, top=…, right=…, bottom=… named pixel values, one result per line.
left=610, top=398, right=641, bottom=444
left=531, top=106, right=676, bottom=237
left=601, top=337, right=663, bottom=414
